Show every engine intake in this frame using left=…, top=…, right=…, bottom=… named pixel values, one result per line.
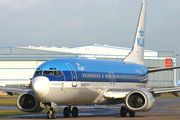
left=125, top=89, right=155, bottom=112
left=17, top=92, right=43, bottom=112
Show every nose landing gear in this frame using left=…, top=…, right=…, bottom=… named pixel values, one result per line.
left=41, top=102, right=57, bottom=119
left=47, top=108, right=56, bottom=119
left=63, top=105, right=79, bottom=118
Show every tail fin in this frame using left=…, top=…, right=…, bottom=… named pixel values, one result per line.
left=123, top=1, right=147, bottom=65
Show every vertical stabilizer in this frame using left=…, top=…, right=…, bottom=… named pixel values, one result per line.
left=123, top=1, right=147, bottom=65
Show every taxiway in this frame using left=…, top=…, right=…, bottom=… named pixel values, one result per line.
left=1, top=97, right=180, bottom=120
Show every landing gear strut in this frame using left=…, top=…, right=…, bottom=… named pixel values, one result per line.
left=47, top=108, right=56, bottom=119
left=120, top=106, right=135, bottom=117
left=63, top=106, right=79, bottom=118
left=42, top=102, right=57, bottom=119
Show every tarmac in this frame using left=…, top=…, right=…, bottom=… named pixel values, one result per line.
left=1, top=97, right=180, bottom=120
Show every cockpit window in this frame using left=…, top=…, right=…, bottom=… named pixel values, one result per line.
left=43, top=71, right=53, bottom=75
left=34, top=70, right=62, bottom=77
left=54, top=71, right=62, bottom=77
left=34, top=71, right=42, bottom=75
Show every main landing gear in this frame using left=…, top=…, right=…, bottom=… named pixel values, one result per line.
left=63, top=106, right=79, bottom=118
left=120, top=106, right=135, bottom=117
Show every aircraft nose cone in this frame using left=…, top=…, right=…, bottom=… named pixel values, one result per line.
left=32, top=76, right=50, bottom=98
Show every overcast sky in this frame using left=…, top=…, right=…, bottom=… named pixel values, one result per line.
left=0, top=0, right=179, bottom=56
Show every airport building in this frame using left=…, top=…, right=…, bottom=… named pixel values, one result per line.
left=0, top=44, right=177, bottom=88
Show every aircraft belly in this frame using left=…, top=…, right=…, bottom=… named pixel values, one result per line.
left=40, top=88, right=74, bottom=104
left=40, top=82, right=98, bottom=105
left=40, top=81, right=147, bottom=105
left=44, top=89, right=99, bottom=105
left=72, top=88, right=99, bottom=104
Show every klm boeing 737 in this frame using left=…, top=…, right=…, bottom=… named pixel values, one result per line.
left=1, top=1, right=180, bottom=119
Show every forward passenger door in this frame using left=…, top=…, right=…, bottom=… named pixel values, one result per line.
left=66, top=63, right=77, bottom=87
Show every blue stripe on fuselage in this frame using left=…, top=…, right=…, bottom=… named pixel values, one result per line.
left=34, top=71, right=148, bottom=83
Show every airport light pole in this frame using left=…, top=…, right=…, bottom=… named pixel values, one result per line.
left=176, top=54, right=179, bottom=86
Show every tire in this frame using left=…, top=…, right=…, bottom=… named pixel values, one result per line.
left=120, top=106, right=127, bottom=117
left=47, top=111, right=51, bottom=119
left=129, top=110, right=135, bottom=117
left=63, top=107, right=70, bottom=118
left=72, top=107, right=78, bottom=117
left=52, top=111, right=56, bottom=119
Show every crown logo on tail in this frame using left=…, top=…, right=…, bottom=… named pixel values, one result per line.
left=139, top=28, right=144, bottom=37
left=137, top=28, right=144, bottom=47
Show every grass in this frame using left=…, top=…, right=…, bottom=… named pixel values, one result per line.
left=0, top=99, right=17, bottom=105
left=0, top=95, right=19, bottom=98
left=0, top=95, right=62, bottom=116
left=0, top=110, right=32, bottom=116
left=0, top=110, right=62, bottom=116
left=0, top=95, right=18, bottom=105
left=160, top=93, right=180, bottom=98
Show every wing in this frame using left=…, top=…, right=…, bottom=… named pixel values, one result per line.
left=148, top=66, right=180, bottom=73
left=0, top=86, right=31, bottom=95
left=104, top=86, right=180, bottom=99
left=103, top=86, right=180, bottom=112
left=148, top=86, right=180, bottom=97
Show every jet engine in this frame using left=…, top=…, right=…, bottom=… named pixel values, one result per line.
left=125, top=89, right=155, bottom=112
left=17, top=92, right=43, bottom=112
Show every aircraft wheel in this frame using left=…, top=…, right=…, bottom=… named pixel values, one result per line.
left=63, top=107, right=70, bottom=118
left=72, top=107, right=78, bottom=117
left=52, top=111, right=56, bottom=119
left=47, top=111, right=51, bottom=119
left=129, top=110, right=135, bottom=117
left=120, top=106, right=127, bottom=117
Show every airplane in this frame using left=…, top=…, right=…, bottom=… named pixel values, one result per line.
left=1, top=1, right=180, bottom=119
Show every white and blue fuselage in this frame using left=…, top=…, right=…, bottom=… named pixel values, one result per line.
left=32, top=58, right=148, bottom=105
left=2, top=2, right=180, bottom=119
